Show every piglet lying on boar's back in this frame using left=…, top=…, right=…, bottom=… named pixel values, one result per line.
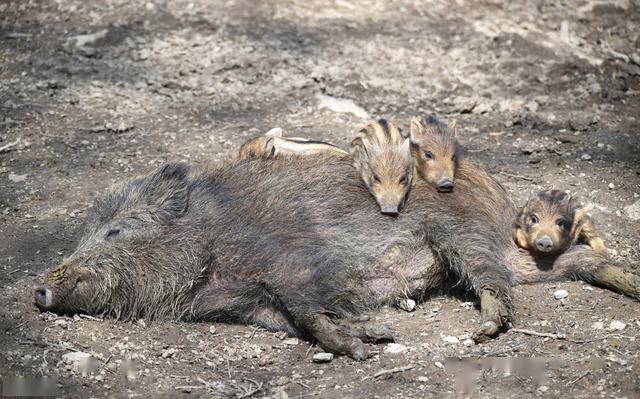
left=35, top=159, right=640, bottom=359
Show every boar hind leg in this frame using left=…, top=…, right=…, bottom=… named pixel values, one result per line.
left=517, top=245, right=640, bottom=300
left=564, top=246, right=640, bottom=300
left=299, top=313, right=368, bottom=360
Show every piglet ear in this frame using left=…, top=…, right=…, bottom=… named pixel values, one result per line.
left=409, top=117, right=424, bottom=144
left=142, top=162, right=190, bottom=220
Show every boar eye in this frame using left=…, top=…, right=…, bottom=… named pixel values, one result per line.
left=424, top=151, right=433, bottom=160
left=399, top=175, right=408, bottom=185
left=372, top=174, right=381, bottom=183
left=105, top=229, right=121, bottom=240
left=556, top=218, right=566, bottom=228
left=530, top=214, right=539, bottom=224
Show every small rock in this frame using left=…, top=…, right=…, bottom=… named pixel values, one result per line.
left=384, top=343, right=407, bottom=354
left=623, top=200, right=640, bottom=221
left=462, top=338, right=474, bottom=347
left=591, top=321, right=604, bottom=330
left=312, top=352, right=334, bottom=363
left=62, top=351, right=92, bottom=364
left=398, top=298, right=416, bottom=312
left=442, top=336, right=459, bottom=344
left=65, top=29, right=108, bottom=49
left=275, top=331, right=288, bottom=340
left=283, top=338, right=299, bottom=346
left=434, top=361, right=444, bottom=369
left=316, top=93, right=369, bottom=119
left=608, top=183, right=615, bottom=190
left=538, top=385, right=549, bottom=393
left=54, top=319, right=69, bottom=328
left=209, top=325, right=216, bottom=334
left=554, top=289, right=569, bottom=300
left=609, top=320, right=626, bottom=331
left=559, top=21, right=570, bottom=42
left=136, top=319, right=146, bottom=328
left=8, top=173, right=27, bottom=183
left=580, top=154, right=592, bottom=161
left=525, top=100, right=539, bottom=113
left=274, top=376, right=289, bottom=386
left=417, top=376, right=429, bottom=382
left=161, top=347, right=180, bottom=358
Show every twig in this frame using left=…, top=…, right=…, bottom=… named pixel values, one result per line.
left=305, top=343, right=315, bottom=358
left=566, top=370, right=590, bottom=386
left=511, top=328, right=564, bottom=340
left=78, top=314, right=103, bottom=321
left=499, top=171, right=534, bottom=181
left=5, top=320, right=28, bottom=332
left=372, top=364, right=414, bottom=379
left=175, top=385, right=205, bottom=390
left=100, top=355, right=115, bottom=375
left=236, top=378, right=263, bottom=398
left=511, top=329, right=635, bottom=344
left=0, top=140, right=19, bottom=153
left=6, top=33, right=32, bottom=39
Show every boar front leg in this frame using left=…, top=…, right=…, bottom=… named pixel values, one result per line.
left=449, top=254, right=514, bottom=343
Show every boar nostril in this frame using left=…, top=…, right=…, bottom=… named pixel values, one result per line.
left=436, top=178, right=454, bottom=192
left=34, top=286, right=52, bottom=308
left=380, top=205, right=399, bottom=216
left=536, top=236, right=554, bottom=253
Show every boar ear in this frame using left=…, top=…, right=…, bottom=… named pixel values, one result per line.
left=263, top=136, right=276, bottom=157
left=409, top=117, right=424, bottom=144
left=265, top=127, right=283, bottom=137
left=400, top=136, right=412, bottom=155
left=448, top=119, right=458, bottom=137
left=349, top=136, right=370, bottom=170
left=143, top=162, right=190, bottom=219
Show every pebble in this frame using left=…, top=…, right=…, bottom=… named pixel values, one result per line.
left=591, top=321, right=604, bottom=330
left=553, top=289, right=569, bottom=300
left=161, top=347, right=179, bottom=358
left=398, top=298, right=416, bottom=312
left=62, top=351, right=92, bottom=364
left=312, top=352, right=334, bottom=363
left=623, top=200, right=640, bottom=221
left=209, top=325, right=217, bottom=334
left=441, top=336, right=459, bottom=344
left=608, top=183, right=615, bottom=190
left=316, top=93, right=369, bottom=119
left=462, top=338, right=474, bottom=347
left=434, top=361, right=444, bottom=369
left=385, top=343, right=407, bottom=354
left=580, top=154, right=592, bottom=161
left=274, top=376, right=290, bottom=386
left=417, top=376, right=429, bottom=382
left=608, top=320, right=626, bottom=331
left=283, top=338, right=299, bottom=346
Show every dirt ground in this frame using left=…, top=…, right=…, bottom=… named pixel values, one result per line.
left=1, top=0, right=640, bottom=398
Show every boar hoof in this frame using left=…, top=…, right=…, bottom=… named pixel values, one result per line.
left=472, top=321, right=499, bottom=344
left=347, top=324, right=395, bottom=343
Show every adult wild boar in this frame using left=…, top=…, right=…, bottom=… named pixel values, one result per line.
left=34, top=158, right=640, bottom=359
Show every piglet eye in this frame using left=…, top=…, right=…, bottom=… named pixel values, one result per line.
left=372, top=175, right=381, bottom=183
left=530, top=215, right=539, bottom=224
left=556, top=219, right=566, bottom=228
left=424, top=151, right=433, bottom=160
left=105, top=229, right=121, bottom=240
left=399, top=175, right=408, bottom=185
